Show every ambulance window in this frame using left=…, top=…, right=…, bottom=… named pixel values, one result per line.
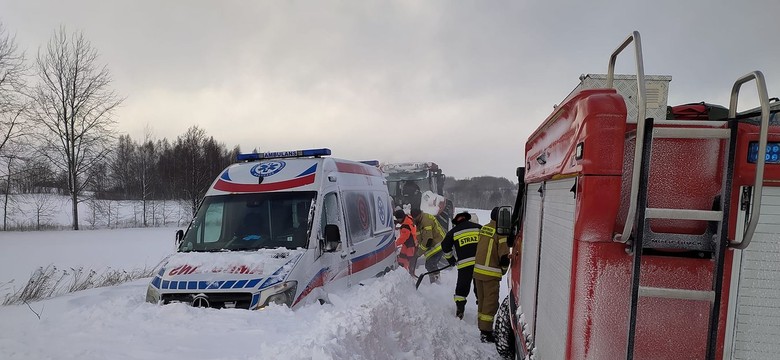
left=344, top=191, right=372, bottom=243
left=319, top=192, right=342, bottom=240
left=202, top=202, right=224, bottom=243
left=372, top=192, right=393, bottom=234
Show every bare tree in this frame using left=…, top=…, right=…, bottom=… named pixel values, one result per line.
left=28, top=192, right=59, bottom=230
left=29, top=27, right=122, bottom=230
left=138, top=126, right=157, bottom=226
left=2, top=150, right=22, bottom=231
left=0, top=21, right=28, bottom=155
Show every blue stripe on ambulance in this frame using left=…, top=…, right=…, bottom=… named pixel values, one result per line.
left=296, top=164, right=318, bottom=177
left=376, top=233, right=393, bottom=248
left=220, top=170, right=231, bottom=181
left=250, top=293, right=261, bottom=308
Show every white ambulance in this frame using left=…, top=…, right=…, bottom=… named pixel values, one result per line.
left=146, top=148, right=397, bottom=309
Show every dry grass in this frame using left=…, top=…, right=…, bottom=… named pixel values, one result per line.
left=2, top=264, right=156, bottom=306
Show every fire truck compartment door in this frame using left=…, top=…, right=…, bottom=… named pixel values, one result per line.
left=725, top=185, right=780, bottom=359
left=534, top=178, right=576, bottom=360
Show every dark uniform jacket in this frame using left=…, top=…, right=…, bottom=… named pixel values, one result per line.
left=441, top=220, right=481, bottom=269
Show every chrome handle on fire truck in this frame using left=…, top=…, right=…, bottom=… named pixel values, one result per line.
left=607, top=31, right=648, bottom=243
left=729, top=71, right=771, bottom=250
left=607, top=30, right=647, bottom=126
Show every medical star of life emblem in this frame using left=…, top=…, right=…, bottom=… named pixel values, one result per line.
left=251, top=160, right=286, bottom=177
left=377, top=196, right=386, bottom=224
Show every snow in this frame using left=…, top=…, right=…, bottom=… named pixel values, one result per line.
left=0, top=208, right=504, bottom=360
left=0, top=227, right=177, bottom=299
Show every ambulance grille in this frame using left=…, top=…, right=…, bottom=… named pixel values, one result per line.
left=161, top=292, right=253, bottom=309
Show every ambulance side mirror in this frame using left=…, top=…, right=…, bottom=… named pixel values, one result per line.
left=323, top=224, right=342, bottom=252
left=175, top=229, right=184, bottom=247
left=496, top=206, right=513, bottom=236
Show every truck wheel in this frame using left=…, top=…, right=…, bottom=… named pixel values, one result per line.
left=494, top=295, right=516, bottom=359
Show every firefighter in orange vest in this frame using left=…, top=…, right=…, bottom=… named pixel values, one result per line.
left=473, top=207, right=510, bottom=343
left=411, top=208, right=446, bottom=284
left=441, top=211, right=481, bottom=319
left=394, top=209, right=418, bottom=276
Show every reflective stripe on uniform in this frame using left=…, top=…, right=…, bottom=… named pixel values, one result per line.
left=484, top=238, right=494, bottom=266
left=454, top=295, right=466, bottom=302
left=424, top=244, right=442, bottom=258
left=443, top=251, right=453, bottom=259
left=498, top=237, right=507, bottom=244
left=479, top=225, right=496, bottom=237
left=454, top=229, right=479, bottom=247
left=456, top=257, right=475, bottom=269
left=474, top=264, right=503, bottom=278
left=433, top=220, right=445, bottom=239
left=478, top=313, right=494, bottom=322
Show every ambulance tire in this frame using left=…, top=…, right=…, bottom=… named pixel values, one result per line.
left=375, top=266, right=393, bottom=278
left=494, top=296, right=516, bottom=360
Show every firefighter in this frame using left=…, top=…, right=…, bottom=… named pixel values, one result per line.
left=473, top=207, right=511, bottom=343
left=441, top=211, right=481, bottom=319
left=394, top=209, right=418, bottom=276
left=411, top=208, right=446, bottom=284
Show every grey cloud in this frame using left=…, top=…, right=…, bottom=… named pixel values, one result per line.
left=2, top=0, right=779, bottom=180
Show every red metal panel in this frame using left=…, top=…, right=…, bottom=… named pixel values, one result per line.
left=525, top=89, right=627, bottom=182
left=568, top=240, right=731, bottom=359
left=574, top=175, right=622, bottom=243
left=567, top=172, right=733, bottom=358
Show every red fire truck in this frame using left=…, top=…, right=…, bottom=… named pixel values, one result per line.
left=494, top=31, right=780, bottom=360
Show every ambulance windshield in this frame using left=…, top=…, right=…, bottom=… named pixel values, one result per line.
left=178, top=191, right=316, bottom=252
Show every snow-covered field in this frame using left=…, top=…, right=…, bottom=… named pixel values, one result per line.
left=0, top=208, right=505, bottom=360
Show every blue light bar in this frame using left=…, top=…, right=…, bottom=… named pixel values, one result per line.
left=360, top=160, right=380, bottom=166
left=237, top=148, right=332, bottom=162
left=747, top=141, right=780, bottom=163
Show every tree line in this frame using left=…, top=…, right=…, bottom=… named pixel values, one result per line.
left=444, top=176, right=519, bottom=210
left=0, top=22, right=237, bottom=230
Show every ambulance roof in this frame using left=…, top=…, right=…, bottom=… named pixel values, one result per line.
left=206, top=148, right=384, bottom=196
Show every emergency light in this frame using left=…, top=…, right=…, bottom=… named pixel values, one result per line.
left=747, top=141, right=780, bottom=163
left=360, top=160, right=380, bottom=166
left=237, top=148, right=332, bottom=162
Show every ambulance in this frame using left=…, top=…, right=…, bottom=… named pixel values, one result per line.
left=145, top=148, right=398, bottom=309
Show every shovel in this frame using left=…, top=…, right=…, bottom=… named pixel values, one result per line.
left=415, top=264, right=452, bottom=289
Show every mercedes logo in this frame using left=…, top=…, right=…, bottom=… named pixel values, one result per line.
left=191, top=294, right=210, bottom=308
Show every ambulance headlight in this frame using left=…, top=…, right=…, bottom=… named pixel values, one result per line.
left=262, top=281, right=298, bottom=308
left=146, top=285, right=161, bottom=304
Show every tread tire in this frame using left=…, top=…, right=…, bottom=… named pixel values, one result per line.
left=494, top=295, right=516, bottom=359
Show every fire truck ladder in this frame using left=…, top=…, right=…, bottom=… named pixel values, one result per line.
left=609, top=31, right=772, bottom=360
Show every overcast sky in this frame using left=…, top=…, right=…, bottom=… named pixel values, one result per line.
left=2, top=0, right=779, bottom=180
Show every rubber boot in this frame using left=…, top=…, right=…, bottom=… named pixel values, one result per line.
left=455, top=301, right=465, bottom=320
left=480, top=330, right=495, bottom=343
